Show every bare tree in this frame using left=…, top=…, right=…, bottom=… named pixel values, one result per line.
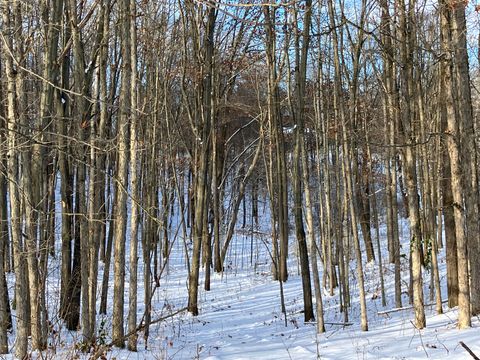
left=112, top=0, right=133, bottom=347
left=127, top=0, right=140, bottom=350
left=2, top=0, right=29, bottom=356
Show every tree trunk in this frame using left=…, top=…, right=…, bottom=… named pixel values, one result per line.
left=291, top=0, right=314, bottom=322
left=440, top=1, right=471, bottom=328
left=398, top=0, right=425, bottom=329
left=450, top=0, right=480, bottom=317
left=186, top=1, right=216, bottom=315
left=3, top=1, right=29, bottom=355
left=264, top=5, right=289, bottom=283
left=127, top=0, right=139, bottom=350
left=327, top=0, right=368, bottom=331
left=0, top=175, right=8, bottom=352
left=112, top=0, right=132, bottom=346
left=439, top=0, right=459, bottom=310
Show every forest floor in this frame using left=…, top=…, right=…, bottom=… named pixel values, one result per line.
left=3, top=219, right=480, bottom=359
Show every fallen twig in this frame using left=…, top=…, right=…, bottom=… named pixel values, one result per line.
left=306, top=321, right=353, bottom=326
left=378, top=300, right=448, bottom=316
left=103, top=307, right=188, bottom=351
left=459, top=341, right=480, bottom=360
left=410, top=320, right=429, bottom=358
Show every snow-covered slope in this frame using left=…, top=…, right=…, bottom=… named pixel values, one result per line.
left=4, top=217, right=480, bottom=359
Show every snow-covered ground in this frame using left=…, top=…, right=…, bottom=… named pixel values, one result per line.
left=3, top=211, right=480, bottom=359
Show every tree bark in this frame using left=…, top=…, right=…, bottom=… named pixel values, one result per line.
left=3, top=1, right=29, bottom=355
left=398, top=0, right=426, bottom=329
left=112, top=0, right=132, bottom=346
left=440, top=0, right=471, bottom=328
left=127, top=0, right=139, bottom=350
left=450, top=0, right=480, bottom=317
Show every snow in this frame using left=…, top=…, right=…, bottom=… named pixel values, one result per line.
left=3, top=206, right=480, bottom=359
